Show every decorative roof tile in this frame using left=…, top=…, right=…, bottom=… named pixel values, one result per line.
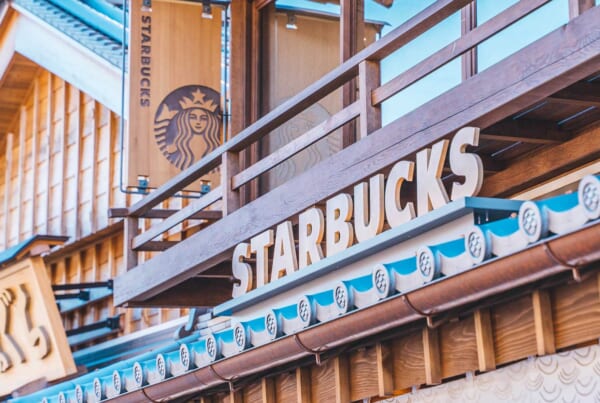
left=13, top=0, right=124, bottom=68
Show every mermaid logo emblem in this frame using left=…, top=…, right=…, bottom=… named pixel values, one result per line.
left=154, top=85, right=221, bottom=170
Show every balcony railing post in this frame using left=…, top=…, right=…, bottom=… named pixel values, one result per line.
left=569, top=0, right=594, bottom=19
left=124, top=216, right=139, bottom=270
left=222, top=151, right=241, bottom=215
left=358, top=59, right=381, bottom=140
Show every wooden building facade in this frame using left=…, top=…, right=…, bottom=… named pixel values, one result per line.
left=1, top=0, right=600, bottom=401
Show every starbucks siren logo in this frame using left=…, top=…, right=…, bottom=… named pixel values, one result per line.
left=154, top=85, right=221, bottom=170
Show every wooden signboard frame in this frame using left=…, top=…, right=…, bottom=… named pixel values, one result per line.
left=0, top=257, right=76, bottom=396
left=126, top=0, right=223, bottom=193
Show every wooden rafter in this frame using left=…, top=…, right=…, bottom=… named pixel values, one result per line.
left=547, top=81, right=600, bottom=108
left=480, top=118, right=569, bottom=144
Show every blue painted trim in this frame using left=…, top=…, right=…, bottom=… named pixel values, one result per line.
left=0, top=235, right=69, bottom=267
left=214, top=197, right=522, bottom=316
left=46, top=0, right=123, bottom=43
left=82, top=0, right=123, bottom=24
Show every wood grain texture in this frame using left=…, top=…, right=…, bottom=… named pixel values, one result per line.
left=552, top=274, right=600, bottom=349
left=242, top=379, right=262, bottom=403
left=376, top=341, right=394, bottom=397
left=272, top=371, right=296, bottom=403
left=295, top=367, right=311, bottom=403
left=334, top=355, right=350, bottom=403
left=310, top=358, right=336, bottom=403
left=114, top=6, right=600, bottom=305
left=349, top=346, right=378, bottom=401
left=492, top=295, right=536, bottom=365
left=127, top=0, right=222, bottom=188
left=423, top=327, right=441, bottom=385
left=440, top=317, right=478, bottom=379
left=481, top=125, right=600, bottom=197
left=532, top=289, right=556, bottom=355
left=474, top=309, right=496, bottom=372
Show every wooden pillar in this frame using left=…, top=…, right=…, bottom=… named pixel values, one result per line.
left=333, top=355, right=350, bottom=403
left=474, top=308, right=496, bottom=372
left=569, top=0, right=594, bottom=19
left=3, top=132, right=14, bottom=246
left=295, top=367, right=311, bottom=403
left=422, top=327, right=441, bottom=385
left=16, top=106, right=26, bottom=242
left=461, top=1, right=477, bottom=80
left=124, top=216, right=139, bottom=271
left=532, top=289, right=556, bottom=355
left=43, top=72, right=53, bottom=234
left=376, top=342, right=393, bottom=397
left=222, top=151, right=241, bottom=215
left=261, top=377, right=275, bottom=403
left=358, top=60, right=381, bottom=139
left=340, top=0, right=364, bottom=147
left=31, top=79, right=40, bottom=235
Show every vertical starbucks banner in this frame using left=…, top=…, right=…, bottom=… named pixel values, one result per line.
left=128, top=0, right=222, bottom=191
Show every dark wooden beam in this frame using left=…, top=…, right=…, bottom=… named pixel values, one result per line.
left=113, top=6, right=600, bottom=306
left=481, top=119, right=569, bottom=144
left=341, top=0, right=364, bottom=147
left=547, top=81, right=600, bottom=108
left=123, top=278, right=233, bottom=308
left=108, top=208, right=222, bottom=220
left=480, top=125, right=600, bottom=198
left=135, top=241, right=179, bottom=252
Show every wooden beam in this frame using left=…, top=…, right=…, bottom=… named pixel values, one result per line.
left=114, top=6, right=600, bottom=305
left=231, top=102, right=360, bottom=190
left=3, top=132, right=13, bottom=247
left=122, top=278, right=232, bottom=308
left=372, top=0, right=550, bottom=105
left=333, top=355, right=350, bottom=403
left=532, top=289, right=556, bottom=356
left=16, top=106, right=26, bottom=242
left=473, top=309, right=496, bottom=372
left=376, top=342, right=393, bottom=397
left=222, top=152, right=240, bottom=216
left=30, top=78, right=39, bottom=234
left=481, top=125, right=600, bottom=197
left=59, top=80, right=68, bottom=235
left=135, top=241, right=179, bottom=252
left=90, top=101, right=99, bottom=233
left=108, top=208, right=222, bottom=220
left=569, top=0, right=594, bottom=19
left=422, top=327, right=441, bottom=385
left=358, top=60, right=381, bottom=139
left=124, top=217, right=139, bottom=270
left=261, top=377, right=275, bottom=403
left=43, top=72, right=52, bottom=234
left=296, top=367, right=311, bottom=403
left=481, top=118, right=568, bottom=144
left=547, top=81, right=600, bottom=108
left=131, top=187, right=222, bottom=251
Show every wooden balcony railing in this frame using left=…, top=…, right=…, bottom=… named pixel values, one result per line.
left=114, top=0, right=600, bottom=305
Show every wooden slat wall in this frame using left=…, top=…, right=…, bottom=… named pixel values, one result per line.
left=197, top=269, right=600, bottom=402
left=0, top=69, right=123, bottom=249
left=0, top=67, right=188, bottom=340
left=45, top=231, right=187, bottom=342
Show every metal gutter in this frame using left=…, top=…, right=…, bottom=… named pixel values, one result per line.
left=110, top=221, right=600, bottom=401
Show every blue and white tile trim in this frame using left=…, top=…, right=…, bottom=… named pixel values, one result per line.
left=14, top=175, right=600, bottom=403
